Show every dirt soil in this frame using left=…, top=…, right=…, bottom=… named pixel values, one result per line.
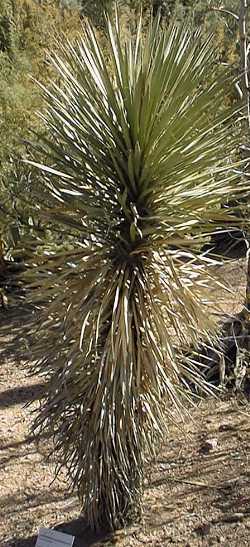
left=0, top=260, right=249, bottom=547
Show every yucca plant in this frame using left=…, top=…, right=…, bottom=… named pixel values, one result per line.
left=23, top=13, right=249, bottom=530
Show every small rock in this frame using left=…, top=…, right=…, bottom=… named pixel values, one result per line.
left=222, top=513, right=244, bottom=523
left=200, top=438, right=218, bottom=453
left=244, top=469, right=250, bottom=477
left=194, top=523, right=211, bottom=537
left=219, top=423, right=235, bottom=432
left=220, top=477, right=242, bottom=492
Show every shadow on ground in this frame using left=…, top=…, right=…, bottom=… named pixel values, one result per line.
left=7, top=517, right=112, bottom=547
left=0, top=383, right=45, bottom=409
left=0, top=305, right=34, bottom=362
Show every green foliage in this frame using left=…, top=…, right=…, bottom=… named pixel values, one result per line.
left=22, top=13, right=250, bottom=530
left=0, top=0, right=83, bottom=259
left=0, top=0, right=17, bottom=56
left=81, top=0, right=113, bottom=27
left=0, top=0, right=83, bottom=162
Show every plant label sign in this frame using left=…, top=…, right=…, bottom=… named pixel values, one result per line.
left=35, top=528, right=75, bottom=547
